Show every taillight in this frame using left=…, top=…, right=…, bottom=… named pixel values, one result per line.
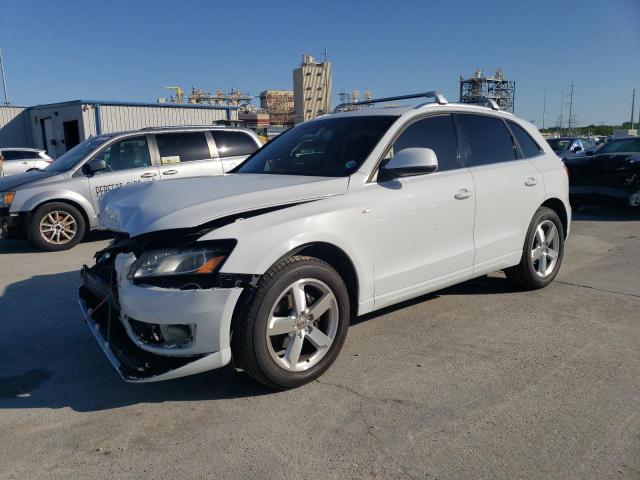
left=563, top=163, right=569, bottom=178
left=45, top=159, right=53, bottom=163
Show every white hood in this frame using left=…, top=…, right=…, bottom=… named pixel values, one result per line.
left=99, top=174, right=349, bottom=237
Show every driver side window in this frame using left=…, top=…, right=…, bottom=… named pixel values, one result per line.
left=385, top=115, right=460, bottom=172
left=94, top=136, right=151, bottom=173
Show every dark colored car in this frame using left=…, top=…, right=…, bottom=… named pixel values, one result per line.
left=547, top=137, right=598, bottom=160
left=563, top=136, right=640, bottom=208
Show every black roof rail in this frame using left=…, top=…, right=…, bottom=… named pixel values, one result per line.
left=334, top=90, right=448, bottom=113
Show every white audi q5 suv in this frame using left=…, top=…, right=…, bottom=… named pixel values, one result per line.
left=79, top=91, right=570, bottom=389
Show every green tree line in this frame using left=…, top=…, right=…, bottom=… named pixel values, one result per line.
left=540, top=122, right=635, bottom=136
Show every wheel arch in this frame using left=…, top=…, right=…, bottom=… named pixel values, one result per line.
left=28, top=198, right=91, bottom=234
left=289, top=242, right=360, bottom=318
left=229, top=241, right=361, bottom=347
left=540, top=198, right=568, bottom=238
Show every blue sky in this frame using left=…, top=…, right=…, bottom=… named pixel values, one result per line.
left=1, top=0, right=638, bottom=126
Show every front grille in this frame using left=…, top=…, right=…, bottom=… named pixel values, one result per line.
left=128, top=318, right=195, bottom=348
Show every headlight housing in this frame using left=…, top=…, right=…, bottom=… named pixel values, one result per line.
left=129, top=242, right=233, bottom=282
left=0, top=191, right=15, bottom=209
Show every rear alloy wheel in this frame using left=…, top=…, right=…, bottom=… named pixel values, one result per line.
left=233, top=256, right=350, bottom=389
left=29, top=202, right=86, bottom=251
left=530, top=220, right=561, bottom=278
left=505, top=207, right=564, bottom=290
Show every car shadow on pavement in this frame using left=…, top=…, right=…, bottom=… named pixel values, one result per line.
left=0, top=263, right=557, bottom=412
left=351, top=273, right=515, bottom=326
left=0, top=270, right=272, bottom=412
left=572, top=204, right=640, bottom=222
left=0, top=231, right=115, bottom=254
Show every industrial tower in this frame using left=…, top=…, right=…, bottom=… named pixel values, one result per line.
left=293, top=54, right=333, bottom=124
left=459, top=68, right=515, bottom=112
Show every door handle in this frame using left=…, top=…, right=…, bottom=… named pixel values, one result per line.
left=524, top=177, right=538, bottom=187
left=140, top=172, right=157, bottom=178
left=454, top=189, right=473, bottom=200
left=22, top=161, right=29, bottom=165
left=162, top=169, right=178, bottom=175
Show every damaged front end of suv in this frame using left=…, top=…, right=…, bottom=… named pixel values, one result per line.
left=79, top=227, right=259, bottom=382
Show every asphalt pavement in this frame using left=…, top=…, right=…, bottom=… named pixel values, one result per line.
left=0, top=206, right=639, bottom=479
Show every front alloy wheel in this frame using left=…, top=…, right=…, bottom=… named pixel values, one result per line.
left=39, top=210, right=78, bottom=245
left=266, top=279, right=339, bottom=372
left=232, top=255, right=350, bottom=389
left=29, top=202, right=86, bottom=251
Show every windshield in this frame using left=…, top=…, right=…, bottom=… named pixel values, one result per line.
left=45, top=135, right=112, bottom=173
left=237, top=116, right=397, bottom=177
left=546, top=138, right=573, bottom=152
left=597, top=137, right=640, bottom=154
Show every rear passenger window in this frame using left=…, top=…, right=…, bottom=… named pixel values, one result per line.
left=507, top=121, right=543, bottom=158
left=389, top=114, right=460, bottom=172
left=156, top=132, right=211, bottom=164
left=212, top=131, right=257, bottom=157
left=457, top=114, right=517, bottom=166
left=3, top=151, right=23, bottom=160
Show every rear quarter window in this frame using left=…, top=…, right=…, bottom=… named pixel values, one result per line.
left=507, top=121, right=543, bottom=158
left=212, top=131, right=258, bottom=157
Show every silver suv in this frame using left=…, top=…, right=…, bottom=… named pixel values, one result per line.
left=0, top=126, right=261, bottom=251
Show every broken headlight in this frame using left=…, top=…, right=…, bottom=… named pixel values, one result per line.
left=128, top=243, right=233, bottom=281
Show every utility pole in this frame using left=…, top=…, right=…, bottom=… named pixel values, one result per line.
left=631, top=88, right=636, bottom=130
left=566, top=82, right=574, bottom=135
left=0, top=47, right=9, bottom=105
left=559, top=86, right=565, bottom=135
left=321, top=46, right=330, bottom=114
left=542, top=88, right=547, bottom=130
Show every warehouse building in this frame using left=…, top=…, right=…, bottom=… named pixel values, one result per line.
left=0, top=100, right=238, bottom=158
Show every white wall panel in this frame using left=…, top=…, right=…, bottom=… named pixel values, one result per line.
left=0, top=106, right=29, bottom=147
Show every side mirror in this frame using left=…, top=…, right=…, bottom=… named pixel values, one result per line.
left=572, top=146, right=582, bottom=152
left=380, top=147, right=438, bottom=179
left=84, top=158, right=107, bottom=176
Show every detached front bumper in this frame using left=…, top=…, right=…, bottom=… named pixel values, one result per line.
left=79, top=253, right=243, bottom=382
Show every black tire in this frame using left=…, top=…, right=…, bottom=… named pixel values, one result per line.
left=29, top=202, right=86, bottom=251
left=232, top=255, right=350, bottom=389
left=505, top=207, right=565, bottom=290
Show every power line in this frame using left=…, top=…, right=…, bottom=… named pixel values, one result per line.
left=9, top=66, right=165, bottom=90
